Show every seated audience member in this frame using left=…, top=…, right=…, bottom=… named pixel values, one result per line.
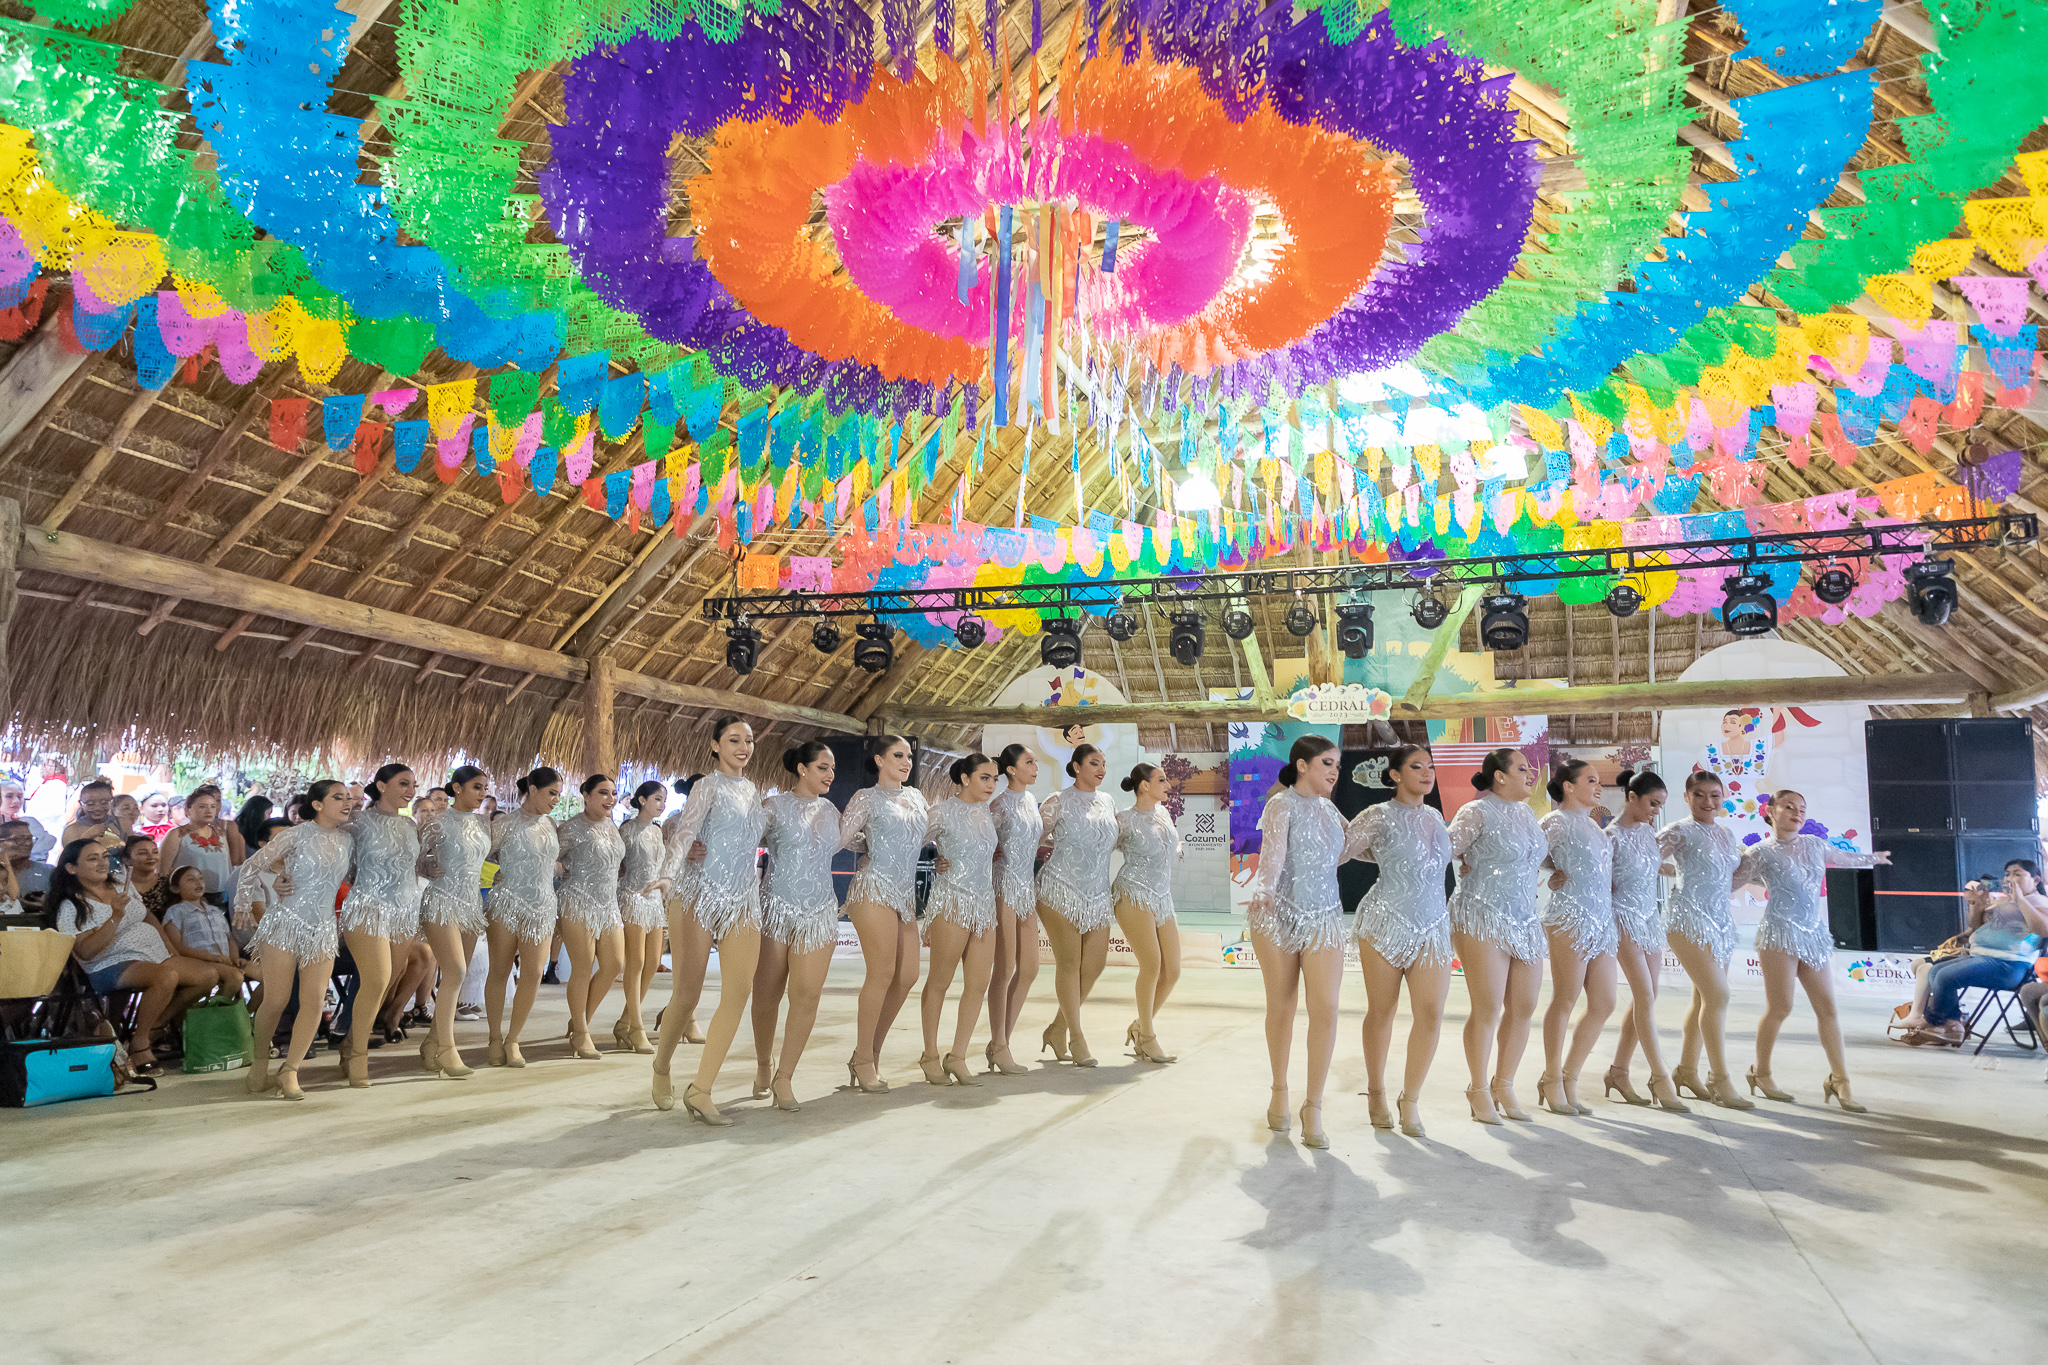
left=3, top=820, right=52, bottom=900
left=61, top=777, right=126, bottom=857
left=1898, top=860, right=2048, bottom=1045
left=1, top=781, right=55, bottom=860
left=48, top=839, right=218, bottom=1075
left=160, top=785, right=247, bottom=907
left=159, top=866, right=247, bottom=997
left=125, top=834, right=171, bottom=915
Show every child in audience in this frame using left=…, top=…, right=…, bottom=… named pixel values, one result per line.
left=159, top=865, right=247, bottom=998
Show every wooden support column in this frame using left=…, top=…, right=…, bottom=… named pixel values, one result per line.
left=39, top=382, right=164, bottom=532
left=582, top=652, right=617, bottom=778
left=0, top=496, right=17, bottom=714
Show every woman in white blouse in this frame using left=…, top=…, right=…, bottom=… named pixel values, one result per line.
left=1034, top=744, right=1120, bottom=1069
left=1112, top=763, right=1183, bottom=1065
left=919, top=754, right=1001, bottom=1086
left=836, top=735, right=929, bottom=1093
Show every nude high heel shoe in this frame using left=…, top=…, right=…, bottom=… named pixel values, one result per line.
left=488, top=1038, right=507, bottom=1067
left=1396, top=1093, right=1424, bottom=1139
left=1645, top=1073, right=1691, bottom=1114
left=502, top=1037, right=526, bottom=1069
left=274, top=1064, right=305, bottom=1101
left=1490, top=1077, right=1530, bottom=1122
left=1670, top=1065, right=1710, bottom=1101
left=683, top=1082, right=732, bottom=1126
left=845, top=1053, right=888, bottom=1094
left=1128, top=1022, right=1174, bottom=1064
left=1603, top=1066, right=1650, bottom=1106
left=1266, top=1084, right=1290, bottom=1133
left=918, top=1051, right=951, bottom=1086
left=942, top=1052, right=981, bottom=1086
left=652, top=1068, right=674, bottom=1111
left=246, top=1053, right=271, bottom=1095
left=984, top=1040, right=1028, bottom=1076
left=1365, top=1089, right=1395, bottom=1130
left=1299, top=1101, right=1328, bottom=1150
left=1821, top=1074, right=1866, bottom=1113
left=345, top=1049, right=370, bottom=1090
left=1537, top=1077, right=1576, bottom=1115
left=770, top=1071, right=801, bottom=1112
left=1746, top=1066, right=1794, bottom=1102
left=568, top=1028, right=602, bottom=1061
left=1560, top=1070, right=1592, bottom=1115
left=1040, top=1020, right=1071, bottom=1062
left=612, top=1019, right=632, bottom=1050
left=1705, top=1071, right=1755, bottom=1110
left=1466, top=1084, right=1502, bottom=1126
left=626, top=1024, right=655, bottom=1055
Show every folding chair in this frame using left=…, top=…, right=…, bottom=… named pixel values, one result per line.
left=1963, top=981, right=2041, bottom=1055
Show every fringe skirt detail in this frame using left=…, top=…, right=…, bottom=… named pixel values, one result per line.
left=488, top=889, right=558, bottom=943
left=419, top=888, right=486, bottom=936
left=251, top=905, right=338, bottom=964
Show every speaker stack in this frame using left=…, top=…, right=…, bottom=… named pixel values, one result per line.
left=1865, top=718, right=2040, bottom=953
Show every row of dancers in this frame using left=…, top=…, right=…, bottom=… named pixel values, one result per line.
left=94, top=716, right=1887, bottom=1144
left=1254, top=736, right=1889, bottom=1145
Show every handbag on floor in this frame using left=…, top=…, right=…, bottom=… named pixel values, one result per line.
left=0, top=1036, right=119, bottom=1106
left=0, top=928, right=75, bottom=999
left=181, top=993, right=255, bottom=1073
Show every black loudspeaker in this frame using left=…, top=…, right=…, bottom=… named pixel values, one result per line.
left=1866, top=719, right=2040, bottom=952
left=1825, top=868, right=1874, bottom=951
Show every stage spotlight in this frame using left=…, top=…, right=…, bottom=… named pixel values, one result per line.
left=725, top=621, right=762, bottom=676
left=1040, top=616, right=1082, bottom=668
left=1105, top=606, right=1138, bottom=642
left=1720, top=572, right=1777, bottom=637
left=1223, top=608, right=1256, bottom=641
left=1604, top=582, right=1642, bottom=618
left=810, top=618, right=842, bottom=654
left=1479, top=593, right=1529, bottom=652
left=1812, top=565, right=1856, bottom=605
left=1410, top=590, right=1449, bottom=631
left=853, top=620, right=895, bottom=673
left=955, top=614, right=987, bottom=649
left=1335, top=600, right=1374, bottom=659
left=1906, top=558, right=1957, bottom=626
left=1168, top=612, right=1206, bottom=667
left=1284, top=599, right=1319, bottom=638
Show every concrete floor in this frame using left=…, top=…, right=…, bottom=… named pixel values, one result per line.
left=4, top=964, right=2043, bottom=1365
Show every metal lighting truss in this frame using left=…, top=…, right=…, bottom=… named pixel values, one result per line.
left=701, top=512, right=2037, bottom=622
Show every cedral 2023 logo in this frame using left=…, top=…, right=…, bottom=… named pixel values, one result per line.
left=1845, top=957, right=1915, bottom=986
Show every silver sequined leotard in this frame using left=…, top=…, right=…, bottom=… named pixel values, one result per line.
left=1447, top=793, right=1549, bottom=962
left=237, top=822, right=350, bottom=963
left=761, top=792, right=842, bottom=952
left=989, top=786, right=1043, bottom=919
left=1112, top=806, right=1182, bottom=926
left=488, top=809, right=560, bottom=941
left=418, top=809, right=491, bottom=934
left=1036, top=788, right=1119, bottom=932
left=662, top=771, right=764, bottom=938
left=1249, top=787, right=1351, bottom=953
left=338, top=808, right=423, bottom=939
left=1608, top=822, right=1665, bottom=952
left=924, top=797, right=999, bottom=935
left=617, top=817, right=668, bottom=930
left=1657, top=819, right=1743, bottom=961
left=556, top=812, right=626, bottom=934
left=840, top=785, right=929, bottom=921
left=1739, top=834, right=1881, bottom=969
left=1541, top=808, right=1618, bottom=960
left=1346, top=800, right=1454, bottom=969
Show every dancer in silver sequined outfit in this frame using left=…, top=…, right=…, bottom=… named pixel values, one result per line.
left=918, top=755, right=1001, bottom=1087
left=1603, top=769, right=1690, bottom=1113
left=1035, top=743, right=1120, bottom=1069
left=416, top=764, right=493, bottom=1078
left=1446, top=747, right=1549, bottom=1125
left=837, top=734, right=929, bottom=1094
left=556, top=773, right=626, bottom=1061
left=652, top=716, right=766, bottom=1125
left=1246, top=735, right=1353, bottom=1149
left=984, top=744, right=1043, bottom=1076
left=486, top=767, right=564, bottom=1069
left=749, top=741, right=842, bottom=1111
left=1346, top=745, right=1455, bottom=1137
left=239, top=780, right=355, bottom=1100
left=336, top=763, right=423, bottom=1089
left=1113, top=763, right=1184, bottom=1066
left=1537, top=758, right=1617, bottom=1116
left=612, top=780, right=669, bottom=1056
left=1655, top=771, right=1755, bottom=1110
left=1741, top=788, right=1889, bottom=1112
